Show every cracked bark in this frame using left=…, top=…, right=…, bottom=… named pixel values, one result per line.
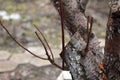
left=51, top=0, right=104, bottom=80
left=104, top=0, right=120, bottom=79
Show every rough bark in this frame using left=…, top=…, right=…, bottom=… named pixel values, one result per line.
left=51, top=0, right=104, bottom=80
left=104, top=0, right=120, bottom=79
left=65, top=32, right=103, bottom=80
left=1, top=0, right=120, bottom=80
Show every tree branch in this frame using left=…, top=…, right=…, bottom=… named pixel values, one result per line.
left=35, top=31, right=64, bottom=70
left=0, top=21, right=48, bottom=60
left=34, top=25, right=55, bottom=61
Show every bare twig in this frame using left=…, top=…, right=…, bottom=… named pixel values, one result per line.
left=34, top=25, right=55, bottom=61
left=85, top=16, right=93, bottom=52
left=35, top=31, right=52, bottom=60
left=0, top=20, right=48, bottom=60
left=35, top=31, right=63, bottom=70
left=107, top=7, right=112, bottom=26
left=59, top=0, right=65, bottom=69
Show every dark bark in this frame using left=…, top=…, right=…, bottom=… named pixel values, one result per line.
left=104, top=0, right=120, bottom=79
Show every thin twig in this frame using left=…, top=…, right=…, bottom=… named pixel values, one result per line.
left=85, top=17, right=93, bottom=52
left=0, top=21, right=48, bottom=60
left=107, top=7, right=112, bottom=26
left=87, top=16, right=90, bottom=34
left=34, top=25, right=55, bottom=61
left=0, top=20, right=63, bottom=70
left=35, top=31, right=63, bottom=70
left=35, top=32, right=52, bottom=60
left=59, top=0, right=65, bottom=69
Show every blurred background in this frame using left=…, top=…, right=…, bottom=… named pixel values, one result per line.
left=0, top=0, right=109, bottom=80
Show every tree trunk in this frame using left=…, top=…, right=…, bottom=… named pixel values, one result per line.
left=104, top=0, right=120, bottom=79
left=1, top=0, right=120, bottom=80
left=51, top=0, right=104, bottom=80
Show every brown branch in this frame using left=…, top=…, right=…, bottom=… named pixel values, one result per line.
left=59, top=0, right=65, bottom=69
left=34, top=25, right=55, bottom=61
left=85, top=16, right=93, bottom=52
left=0, top=20, right=64, bottom=70
left=35, top=31, right=64, bottom=70
left=35, top=31, right=52, bottom=60
left=0, top=20, right=48, bottom=60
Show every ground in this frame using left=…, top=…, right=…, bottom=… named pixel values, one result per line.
left=0, top=63, right=61, bottom=80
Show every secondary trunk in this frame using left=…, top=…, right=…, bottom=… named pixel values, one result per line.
left=104, top=0, right=120, bottom=79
